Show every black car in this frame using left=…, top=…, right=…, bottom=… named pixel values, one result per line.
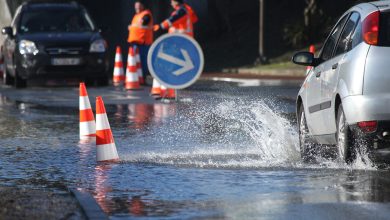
left=1, top=1, right=109, bottom=88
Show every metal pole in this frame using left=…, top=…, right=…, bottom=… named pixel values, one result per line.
left=258, top=0, right=266, bottom=63
left=175, top=89, right=178, bottom=102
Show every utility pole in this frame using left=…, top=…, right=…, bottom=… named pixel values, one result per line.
left=257, top=0, right=267, bottom=64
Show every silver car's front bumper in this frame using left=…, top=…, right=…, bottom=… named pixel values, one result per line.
left=342, top=94, right=390, bottom=124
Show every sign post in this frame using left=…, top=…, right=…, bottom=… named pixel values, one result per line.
left=147, top=33, right=204, bottom=100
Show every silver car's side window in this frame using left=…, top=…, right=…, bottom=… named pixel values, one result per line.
left=335, top=12, right=360, bottom=56
left=351, top=21, right=363, bottom=48
left=320, top=15, right=349, bottom=62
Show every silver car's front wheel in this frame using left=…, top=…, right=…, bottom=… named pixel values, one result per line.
left=336, top=104, right=352, bottom=163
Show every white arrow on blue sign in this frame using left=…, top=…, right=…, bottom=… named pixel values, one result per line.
left=147, top=33, right=204, bottom=89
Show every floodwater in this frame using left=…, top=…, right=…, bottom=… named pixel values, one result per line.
left=0, top=80, right=390, bottom=219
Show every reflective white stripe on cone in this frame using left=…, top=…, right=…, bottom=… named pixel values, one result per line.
left=79, top=82, right=96, bottom=140
left=80, top=121, right=96, bottom=138
left=96, top=143, right=118, bottom=161
left=95, top=96, right=119, bottom=162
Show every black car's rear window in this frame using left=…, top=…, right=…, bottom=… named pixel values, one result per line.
left=19, top=7, right=95, bottom=33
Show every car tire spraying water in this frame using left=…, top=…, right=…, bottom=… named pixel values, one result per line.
left=298, top=104, right=315, bottom=162
left=336, top=104, right=354, bottom=163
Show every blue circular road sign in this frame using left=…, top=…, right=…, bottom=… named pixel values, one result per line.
left=147, top=33, right=204, bottom=89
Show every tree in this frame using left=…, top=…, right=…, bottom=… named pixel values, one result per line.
left=304, top=0, right=324, bottom=44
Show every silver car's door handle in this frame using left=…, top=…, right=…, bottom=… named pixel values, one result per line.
left=332, top=63, right=339, bottom=69
left=316, top=71, right=321, bottom=77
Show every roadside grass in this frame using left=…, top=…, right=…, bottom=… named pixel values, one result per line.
left=220, top=44, right=322, bottom=76
left=252, top=61, right=304, bottom=71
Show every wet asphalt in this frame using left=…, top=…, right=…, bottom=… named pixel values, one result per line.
left=1, top=78, right=390, bottom=219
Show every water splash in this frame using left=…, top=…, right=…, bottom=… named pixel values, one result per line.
left=122, top=99, right=301, bottom=168
left=121, top=98, right=377, bottom=170
left=351, top=152, right=376, bottom=170
left=206, top=100, right=300, bottom=166
left=309, top=146, right=377, bottom=170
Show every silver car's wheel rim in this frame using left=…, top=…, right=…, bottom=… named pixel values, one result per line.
left=337, top=112, right=347, bottom=161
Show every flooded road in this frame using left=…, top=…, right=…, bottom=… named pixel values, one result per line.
left=0, top=79, right=390, bottom=219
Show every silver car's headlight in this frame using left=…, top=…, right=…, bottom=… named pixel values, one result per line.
left=90, top=39, right=106, bottom=53
left=19, top=40, right=39, bottom=55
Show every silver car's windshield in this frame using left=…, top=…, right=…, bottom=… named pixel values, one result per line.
left=19, top=8, right=95, bottom=33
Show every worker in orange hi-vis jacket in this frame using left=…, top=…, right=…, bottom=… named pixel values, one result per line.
left=128, top=0, right=153, bottom=83
left=153, top=0, right=198, bottom=38
left=153, top=0, right=198, bottom=99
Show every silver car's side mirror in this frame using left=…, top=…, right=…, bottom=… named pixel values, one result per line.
left=292, top=52, right=315, bottom=66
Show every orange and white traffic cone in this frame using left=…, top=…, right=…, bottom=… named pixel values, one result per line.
left=306, top=45, right=315, bottom=75
left=160, top=84, right=167, bottom=98
left=95, top=96, right=119, bottom=162
left=150, top=78, right=161, bottom=99
left=125, top=47, right=140, bottom=90
left=159, top=84, right=175, bottom=99
left=79, top=82, right=96, bottom=140
left=113, top=46, right=125, bottom=85
left=165, top=88, right=176, bottom=99
left=135, top=47, right=144, bottom=85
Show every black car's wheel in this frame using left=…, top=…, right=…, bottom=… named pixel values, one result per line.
left=336, top=104, right=354, bottom=163
left=298, top=104, right=315, bottom=162
left=3, top=68, right=14, bottom=85
left=14, top=71, right=27, bottom=88
left=85, top=76, right=109, bottom=87
left=96, top=77, right=109, bottom=86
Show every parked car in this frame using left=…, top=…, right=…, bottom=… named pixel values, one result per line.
left=1, top=1, right=109, bottom=88
left=292, top=1, right=390, bottom=163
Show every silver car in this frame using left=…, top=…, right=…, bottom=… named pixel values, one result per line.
left=292, top=1, right=390, bottom=163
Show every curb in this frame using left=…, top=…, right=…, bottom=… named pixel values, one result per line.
left=199, top=73, right=304, bottom=87
left=69, top=188, right=108, bottom=220
left=226, top=69, right=305, bottom=77
left=201, top=73, right=305, bottom=81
